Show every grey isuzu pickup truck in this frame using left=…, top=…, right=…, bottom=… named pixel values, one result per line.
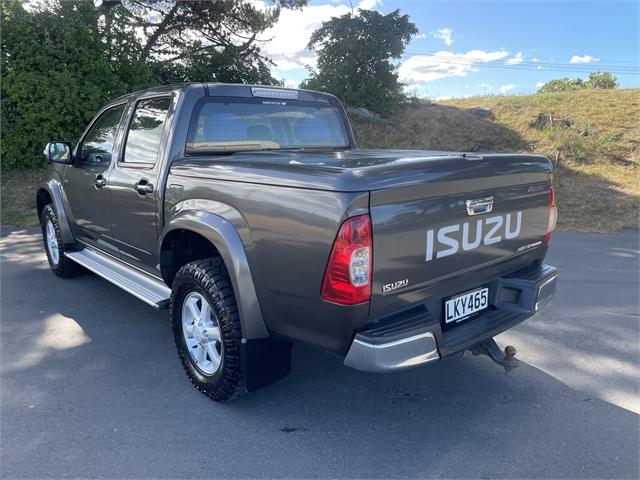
left=37, top=83, right=558, bottom=402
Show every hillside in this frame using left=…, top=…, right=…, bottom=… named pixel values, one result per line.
left=350, top=88, right=640, bottom=231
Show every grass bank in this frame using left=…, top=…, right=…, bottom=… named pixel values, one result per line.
left=351, top=88, right=639, bottom=232
left=441, top=88, right=639, bottom=164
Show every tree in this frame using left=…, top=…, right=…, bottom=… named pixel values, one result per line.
left=0, top=0, right=140, bottom=169
left=114, top=1, right=303, bottom=61
left=302, top=9, right=417, bottom=115
left=0, top=0, right=306, bottom=169
left=585, top=71, right=618, bottom=89
left=103, top=0, right=305, bottom=84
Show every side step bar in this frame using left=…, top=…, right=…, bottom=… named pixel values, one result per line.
left=65, top=249, right=171, bottom=310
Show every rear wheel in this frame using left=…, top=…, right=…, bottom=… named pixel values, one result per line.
left=170, top=257, right=246, bottom=402
left=40, top=204, right=80, bottom=278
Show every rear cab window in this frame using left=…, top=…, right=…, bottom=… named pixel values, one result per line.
left=185, top=98, right=350, bottom=155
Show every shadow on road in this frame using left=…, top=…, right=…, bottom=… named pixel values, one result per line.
left=1, top=227, right=638, bottom=479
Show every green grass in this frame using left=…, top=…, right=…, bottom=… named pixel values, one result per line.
left=1, top=168, right=42, bottom=227
left=553, top=163, right=639, bottom=232
left=350, top=88, right=639, bottom=232
left=441, top=88, right=640, bottom=164
left=351, top=102, right=527, bottom=153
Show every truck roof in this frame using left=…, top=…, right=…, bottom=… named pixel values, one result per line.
left=110, top=82, right=337, bottom=105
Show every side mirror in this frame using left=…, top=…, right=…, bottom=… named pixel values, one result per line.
left=44, top=142, right=73, bottom=164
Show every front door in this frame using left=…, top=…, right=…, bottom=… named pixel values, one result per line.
left=64, top=103, right=127, bottom=253
left=107, top=96, right=173, bottom=276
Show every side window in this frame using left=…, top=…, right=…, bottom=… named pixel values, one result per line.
left=123, top=97, right=172, bottom=165
left=79, top=104, right=126, bottom=164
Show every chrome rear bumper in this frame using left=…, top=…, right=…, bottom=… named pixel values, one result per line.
left=344, top=263, right=558, bottom=373
left=344, top=331, right=439, bottom=373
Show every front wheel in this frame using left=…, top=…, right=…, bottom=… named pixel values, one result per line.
left=170, top=257, right=246, bottom=402
left=40, top=204, right=80, bottom=278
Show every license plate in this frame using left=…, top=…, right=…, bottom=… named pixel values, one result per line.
left=444, top=287, right=489, bottom=324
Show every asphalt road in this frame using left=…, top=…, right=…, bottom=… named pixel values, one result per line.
left=1, top=227, right=638, bottom=479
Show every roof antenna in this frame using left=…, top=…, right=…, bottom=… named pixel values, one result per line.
left=349, top=0, right=354, bottom=14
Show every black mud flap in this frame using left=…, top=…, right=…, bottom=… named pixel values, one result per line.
left=242, top=338, right=292, bottom=391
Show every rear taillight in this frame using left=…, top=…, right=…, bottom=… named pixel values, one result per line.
left=545, top=186, right=558, bottom=245
left=321, top=214, right=372, bottom=305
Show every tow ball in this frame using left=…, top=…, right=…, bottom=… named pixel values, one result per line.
left=468, top=338, right=520, bottom=372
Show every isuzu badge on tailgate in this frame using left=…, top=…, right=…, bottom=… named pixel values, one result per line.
left=426, top=212, right=523, bottom=261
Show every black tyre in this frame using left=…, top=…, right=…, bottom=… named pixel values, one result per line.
left=170, top=257, right=246, bottom=402
left=40, top=204, right=80, bottom=278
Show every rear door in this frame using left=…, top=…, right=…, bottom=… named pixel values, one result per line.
left=107, top=95, right=174, bottom=275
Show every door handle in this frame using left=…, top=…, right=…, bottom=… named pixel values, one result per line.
left=134, top=179, right=154, bottom=195
left=465, top=196, right=494, bottom=216
left=94, top=174, right=107, bottom=189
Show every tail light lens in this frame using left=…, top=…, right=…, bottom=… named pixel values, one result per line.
left=321, top=214, right=372, bottom=305
left=545, top=186, right=558, bottom=245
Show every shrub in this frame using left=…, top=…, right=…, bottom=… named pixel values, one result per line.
left=538, top=71, right=618, bottom=93
left=538, top=78, right=585, bottom=93
left=585, top=71, right=619, bottom=89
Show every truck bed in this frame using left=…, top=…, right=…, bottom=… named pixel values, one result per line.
left=170, top=148, right=553, bottom=352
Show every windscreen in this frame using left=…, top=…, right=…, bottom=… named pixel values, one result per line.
left=186, top=99, right=350, bottom=154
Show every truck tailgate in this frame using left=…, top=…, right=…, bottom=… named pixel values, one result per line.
left=369, top=154, right=552, bottom=318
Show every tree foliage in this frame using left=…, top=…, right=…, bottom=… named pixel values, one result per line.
left=302, top=9, right=417, bottom=116
left=584, top=71, right=619, bottom=89
left=104, top=0, right=303, bottom=81
left=1, top=0, right=305, bottom=169
left=538, top=78, right=586, bottom=93
left=538, top=72, right=619, bottom=93
left=1, top=0, right=138, bottom=169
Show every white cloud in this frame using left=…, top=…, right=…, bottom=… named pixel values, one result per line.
left=430, top=28, right=454, bottom=46
left=434, top=95, right=452, bottom=101
left=499, top=84, right=516, bottom=94
left=570, top=54, right=600, bottom=64
left=480, top=83, right=493, bottom=91
left=358, top=0, right=382, bottom=10
left=399, top=49, right=509, bottom=85
left=505, top=51, right=524, bottom=65
left=273, top=59, right=304, bottom=71
left=415, top=33, right=427, bottom=39
left=536, top=65, right=543, bottom=70
left=532, top=57, right=540, bottom=62
left=258, top=0, right=379, bottom=73
left=536, top=81, right=546, bottom=88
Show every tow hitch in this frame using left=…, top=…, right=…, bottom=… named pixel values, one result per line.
left=468, top=338, right=520, bottom=372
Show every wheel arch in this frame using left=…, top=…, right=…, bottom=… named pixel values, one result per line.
left=36, top=180, right=76, bottom=248
left=159, top=210, right=269, bottom=340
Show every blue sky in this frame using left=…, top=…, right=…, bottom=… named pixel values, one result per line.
left=260, top=0, right=639, bottom=99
